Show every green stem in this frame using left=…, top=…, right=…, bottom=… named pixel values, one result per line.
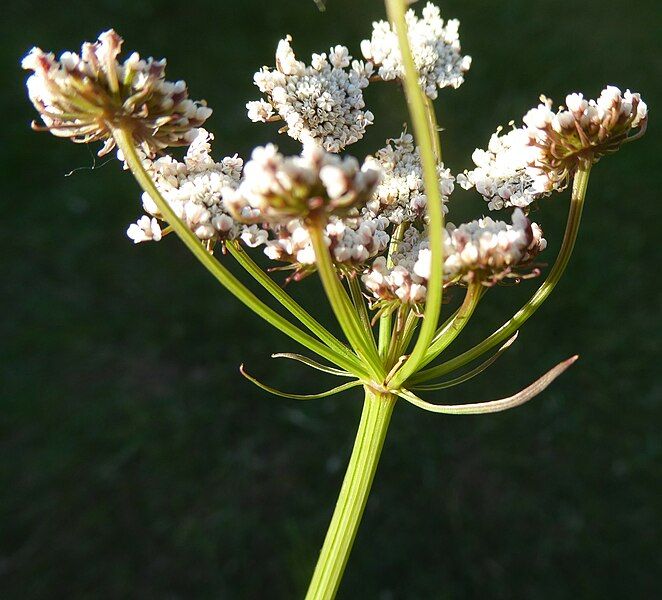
left=378, top=222, right=407, bottom=355
left=308, top=222, right=384, bottom=379
left=424, top=96, right=442, bottom=162
left=348, top=275, right=371, bottom=332
left=419, top=283, right=484, bottom=368
left=385, top=0, right=444, bottom=387
left=304, top=388, right=396, bottom=600
left=112, top=127, right=358, bottom=373
left=225, top=241, right=368, bottom=377
left=395, top=309, right=420, bottom=358
left=385, top=305, right=409, bottom=367
left=411, top=165, right=592, bottom=384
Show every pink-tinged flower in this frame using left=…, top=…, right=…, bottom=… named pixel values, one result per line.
left=523, top=86, right=648, bottom=187
left=223, top=142, right=382, bottom=223
left=22, top=30, right=212, bottom=156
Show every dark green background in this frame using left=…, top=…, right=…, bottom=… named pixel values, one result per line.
left=2, top=1, right=660, bottom=598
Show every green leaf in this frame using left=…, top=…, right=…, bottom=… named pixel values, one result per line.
left=271, top=353, right=354, bottom=377
left=413, top=332, right=519, bottom=391
left=240, top=365, right=362, bottom=400
left=397, top=354, right=578, bottom=415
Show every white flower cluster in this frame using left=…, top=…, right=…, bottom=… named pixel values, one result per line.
left=439, top=209, right=546, bottom=286
left=361, top=2, right=471, bottom=99
left=259, top=216, right=390, bottom=279
left=363, top=209, right=546, bottom=303
left=22, top=30, right=212, bottom=157
left=224, top=142, right=381, bottom=223
left=362, top=226, right=430, bottom=305
left=126, top=129, right=250, bottom=245
left=523, top=86, right=648, bottom=186
left=247, top=36, right=374, bottom=152
left=364, top=132, right=453, bottom=223
left=457, top=127, right=552, bottom=211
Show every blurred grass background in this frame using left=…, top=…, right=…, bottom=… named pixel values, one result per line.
left=1, top=0, right=661, bottom=598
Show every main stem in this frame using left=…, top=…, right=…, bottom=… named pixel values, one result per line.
left=305, top=389, right=396, bottom=600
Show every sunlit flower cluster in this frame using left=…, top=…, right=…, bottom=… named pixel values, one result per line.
left=362, top=225, right=430, bottom=309
left=22, top=30, right=212, bottom=157
left=364, top=131, right=453, bottom=223
left=22, top=14, right=648, bottom=321
left=457, top=126, right=554, bottom=211
left=523, top=86, right=648, bottom=187
left=259, top=215, right=390, bottom=280
left=247, top=36, right=374, bottom=152
left=126, top=129, right=245, bottom=245
left=363, top=209, right=546, bottom=306
left=361, top=2, right=471, bottom=99
left=22, top=12, right=652, bottom=557
left=438, top=209, right=546, bottom=286
left=223, top=142, right=381, bottom=224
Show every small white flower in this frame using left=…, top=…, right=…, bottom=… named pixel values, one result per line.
left=248, top=35, right=374, bottom=152
left=126, top=129, right=246, bottom=246
left=364, top=131, right=453, bottom=223
left=460, top=126, right=554, bottom=210
left=127, top=216, right=162, bottom=243
left=361, top=2, right=471, bottom=99
left=565, top=93, right=587, bottom=114
left=246, top=100, right=275, bottom=123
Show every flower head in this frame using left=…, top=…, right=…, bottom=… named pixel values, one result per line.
left=364, top=131, right=454, bottom=223
left=458, top=126, right=556, bottom=211
left=363, top=209, right=545, bottom=308
left=224, top=142, right=381, bottom=224
left=247, top=36, right=374, bottom=152
left=361, top=2, right=471, bottom=99
left=524, top=86, right=648, bottom=187
left=258, top=215, right=390, bottom=281
left=438, top=209, right=546, bottom=286
left=22, top=30, right=212, bottom=156
left=126, top=129, right=245, bottom=247
left=362, top=226, right=430, bottom=312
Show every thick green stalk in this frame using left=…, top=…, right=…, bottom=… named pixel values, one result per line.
left=304, top=388, right=396, bottom=600
left=385, top=0, right=444, bottom=386
left=410, top=165, right=592, bottom=384
left=308, top=222, right=384, bottom=379
left=112, top=127, right=358, bottom=373
left=225, top=241, right=368, bottom=377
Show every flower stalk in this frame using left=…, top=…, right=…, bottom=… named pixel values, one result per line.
left=308, top=218, right=384, bottom=379
left=378, top=221, right=407, bottom=355
left=112, top=126, right=361, bottom=374
left=304, top=388, right=396, bottom=600
left=225, top=240, right=368, bottom=377
left=411, top=164, right=592, bottom=385
left=384, top=0, right=445, bottom=387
